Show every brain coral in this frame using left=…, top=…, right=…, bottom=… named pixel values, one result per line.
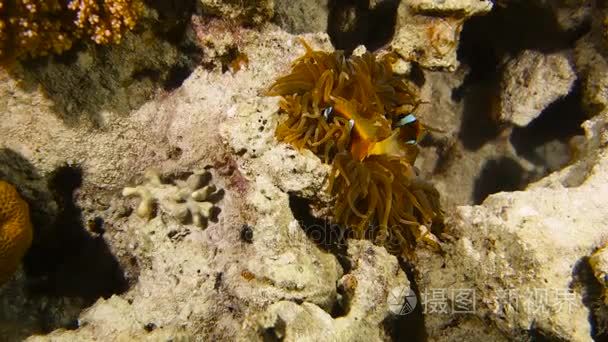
left=0, top=180, right=33, bottom=285
left=0, top=0, right=144, bottom=62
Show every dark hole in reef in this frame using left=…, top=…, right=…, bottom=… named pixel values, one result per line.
left=409, top=62, right=426, bottom=88
left=132, top=68, right=162, bottom=83
left=219, top=45, right=242, bottom=74
left=163, top=65, right=193, bottom=91
left=473, top=157, right=526, bottom=204
left=145, top=0, right=198, bottom=45
left=167, top=146, right=183, bottom=160
left=262, top=320, right=287, bottom=342
left=458, top=1, right=588, bottom=63
left=527, top=323, right=560, bottom=342
left=327, top=0, right=400, bottom=54
left=332, top=281, right=349, bottom=318
left=454, top=1, right=590, bottom=151
left=571, top=256, right=608, bottom=342
left=384, top=259, right=427, bottom=342
left=146, top=0, right=201, bottom=91
left=240, top=224, right=254, bottom=244
left=454, top=12, right=502, bottom=151
left=510, top=83, right=586, bottom=168
left=88, top=216, right=105, bottom=235
left=456, top=78, right=502, bottom=151
left=23, top=165, right=129, bottom=303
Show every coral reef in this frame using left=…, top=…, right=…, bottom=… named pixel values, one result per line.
left=0, top=0, right=144, bottom=62
left=245, top=240, right=411, bottom=341
left=122, top=169, right=221, bottom=228
left=0, top=179, right=32, bottom=285
left=267, top=40, right=442, bottom=256
left=2, top=0, right=608, bottom=340
left=416, top=110, right=608, bottom=341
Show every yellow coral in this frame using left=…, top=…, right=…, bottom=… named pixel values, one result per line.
left=0, top=0, right=144, bottom=62
left=0, top=180, right=33, bottom=285
left=69, top=0, right=144, bottom=45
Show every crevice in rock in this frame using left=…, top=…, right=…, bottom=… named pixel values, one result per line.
left=527, top=325, right=561, bottom=342
left=287, top=193, right=351, bottom=271
left=456, top=78, right=502, bottom=151
left=459, top=2, right=588, bottom=59
left=23, top=165, right=130, bottom=302
left=473, top=157, right=526, bottom=204
left=510, top=83, right=586, bottom=170
left=572, top=256, right=608, bottom=342
left=327, top=0, right=400, bottom=54
left=145, top=0, right=198, bottom=46
left=287, top=193, right=354, bottom=318
left=455, top=1, right=590, bottom=151
left=385, top=259, right=427, bottom=342
left=332, top=279, right=350, bottom=318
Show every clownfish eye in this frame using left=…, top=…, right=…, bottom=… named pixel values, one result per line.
left=395, top=114, right=417, bottom=128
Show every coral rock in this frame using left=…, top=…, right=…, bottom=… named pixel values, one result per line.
left=247, top=240, right=411, bottom=341
left=390, top=0, right=492, bottom=70
left=500, top=50, right=576, bottom=127
left=273, top=0, right=328, bottom=34
left=408, top=0, right=493, bottom=16
left=199, top=0, right=274, bottom=25
left=0, top=180, right=33, bottom=285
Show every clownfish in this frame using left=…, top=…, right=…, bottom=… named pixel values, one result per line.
left=321, top=101, right=425, bottom=163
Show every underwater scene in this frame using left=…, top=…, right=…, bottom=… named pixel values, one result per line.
left=0, top=0, right=607, bottom=341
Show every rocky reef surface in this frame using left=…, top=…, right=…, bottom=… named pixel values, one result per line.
left=0, top=0, right=607, bottom=341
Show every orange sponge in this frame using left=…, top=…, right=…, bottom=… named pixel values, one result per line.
left=0, top=180, right=33, bottom=285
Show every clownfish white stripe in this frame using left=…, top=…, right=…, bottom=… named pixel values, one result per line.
left=396, top=114, right=417, bottom=127
left=322, top=107, right=334, bottom=121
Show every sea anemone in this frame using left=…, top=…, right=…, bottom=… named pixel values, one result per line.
left=267, top=40, right=442, bottom=256
left=328, top=152, right=442, bottom=255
